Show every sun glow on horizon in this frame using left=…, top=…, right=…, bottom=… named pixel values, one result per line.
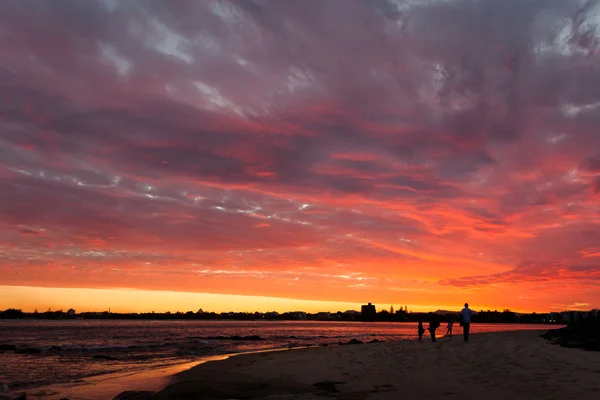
left=0, top=285, right=384, bottom=314
left=0, top=286, right=569, bottom=315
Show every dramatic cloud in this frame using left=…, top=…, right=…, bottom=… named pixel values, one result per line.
left=1, top=0, right=599, bottom=311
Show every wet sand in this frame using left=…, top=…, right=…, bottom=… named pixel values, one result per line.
left=26, top=359, right=205, bottom=400
left=148, top=330, right=600, bottom=400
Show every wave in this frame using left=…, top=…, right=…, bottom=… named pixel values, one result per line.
left=1, top=333, right=403, bottom=352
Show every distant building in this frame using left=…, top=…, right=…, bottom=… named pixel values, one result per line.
left=590, top=309, right=598, bottom=318
left=340, top=310, right=359, bottom=321
left=288, top=311, right=307, bottom=320
left=315, top=312, right=331, bottom=320
left=561, top=310, right=588, bottom=323
left=361, top=303, right=376, bottom=320
left=66, top=309, right=76, bottom=318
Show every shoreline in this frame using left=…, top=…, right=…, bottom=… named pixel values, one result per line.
left=128, top=329, right=600, bottom=400
left=24, top=346, right=319, bottom=400
left=12, top=327, right=586, bottom=400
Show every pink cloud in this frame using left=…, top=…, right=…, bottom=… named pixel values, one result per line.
left=0, top=0, right=599, bottom=310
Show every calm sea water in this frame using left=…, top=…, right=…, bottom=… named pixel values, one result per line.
left=0, top=320, right=552, bottom=398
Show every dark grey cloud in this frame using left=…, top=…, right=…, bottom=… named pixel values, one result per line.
left=1, top=0, right=600, bottom=299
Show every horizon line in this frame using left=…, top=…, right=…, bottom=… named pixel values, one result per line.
left=2, top=285, right=596, bottom=315
left=4, top=307, right=594, bottom=315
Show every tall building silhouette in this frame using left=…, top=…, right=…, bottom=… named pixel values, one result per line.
left=361, top=303, right=376, bottom=320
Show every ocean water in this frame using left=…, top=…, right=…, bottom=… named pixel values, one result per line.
left=0, top=320, right=553, bottom=398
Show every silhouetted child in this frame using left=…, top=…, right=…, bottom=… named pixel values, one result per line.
left=417, top=319, right=425, bottom=342
left=428, top=312, right=440, bottom=342
left=446, top=321, right=454, bottom=338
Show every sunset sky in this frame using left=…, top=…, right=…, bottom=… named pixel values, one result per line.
left=1, top=0, right=599, bottom=314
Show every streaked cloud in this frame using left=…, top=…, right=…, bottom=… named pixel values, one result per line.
left=1, top=0, right=599, bottom=311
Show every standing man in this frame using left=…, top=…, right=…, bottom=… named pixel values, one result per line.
left=427, top=312, right=440, bottom=342
left=460, top=303, right=473, bottom=342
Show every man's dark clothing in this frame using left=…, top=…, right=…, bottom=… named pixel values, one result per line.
left=429, top=318, right=440, bottom=342
left=460, top=306, right=473, bottom=343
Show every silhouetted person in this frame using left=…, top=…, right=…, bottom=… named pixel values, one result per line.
left=460, top=303, right=473, bottom=342
left=428, top=312, right=440, bottom=342
left=446, top=320, right=454, bottom=338
left=417, top=318, right=425, bottom=342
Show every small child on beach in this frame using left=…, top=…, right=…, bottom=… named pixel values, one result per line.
left=446, top=321, right=454, bottom=338
left=417, top=319, right=425, bottom=342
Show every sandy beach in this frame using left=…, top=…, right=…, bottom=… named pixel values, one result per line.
left=139, top=330, right=600, bottom=400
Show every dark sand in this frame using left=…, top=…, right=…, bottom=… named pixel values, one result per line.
left=142, top=330, right=600, bottom=400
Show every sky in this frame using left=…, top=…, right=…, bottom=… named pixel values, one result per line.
left=1, top=0, right=599, bottom=314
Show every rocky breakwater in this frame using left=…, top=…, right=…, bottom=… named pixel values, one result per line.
left=0, top=384, right=26, bottom=400
left=542, top=317, right=600, bottom=351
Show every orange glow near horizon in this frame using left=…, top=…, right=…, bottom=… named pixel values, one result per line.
left=1, top=1, right=600, bottom=314
left=0, top=285, right=554, bottom=314
left=0, top=285, right=592, bottom=315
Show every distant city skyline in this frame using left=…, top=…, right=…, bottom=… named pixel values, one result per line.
left=3, top=285, right=596, bottom=315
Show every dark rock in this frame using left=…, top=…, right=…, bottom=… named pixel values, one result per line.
left=93, top=355, right=118, bottom=361
left=542, top=318, right=600, bottom=352
left=205, top=335, right=264, bottom=341
left=313, top=381, right=345, bottom=393
left=14, top=394, right=26, bottom=400
left=584, top=342, right=600, bottom=351
left=347, top=339, right=363, bottom=345
left=563, top=341, right=586, bottom=348
left=0, top=345, right=16, bottom=352
left=112, top=391, right=154, bottom=400
left=15, top=348, right=41, bottom=355
left=369, top=339, right=381, bottom=343
left=231, top=335, right=263, bottom=341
